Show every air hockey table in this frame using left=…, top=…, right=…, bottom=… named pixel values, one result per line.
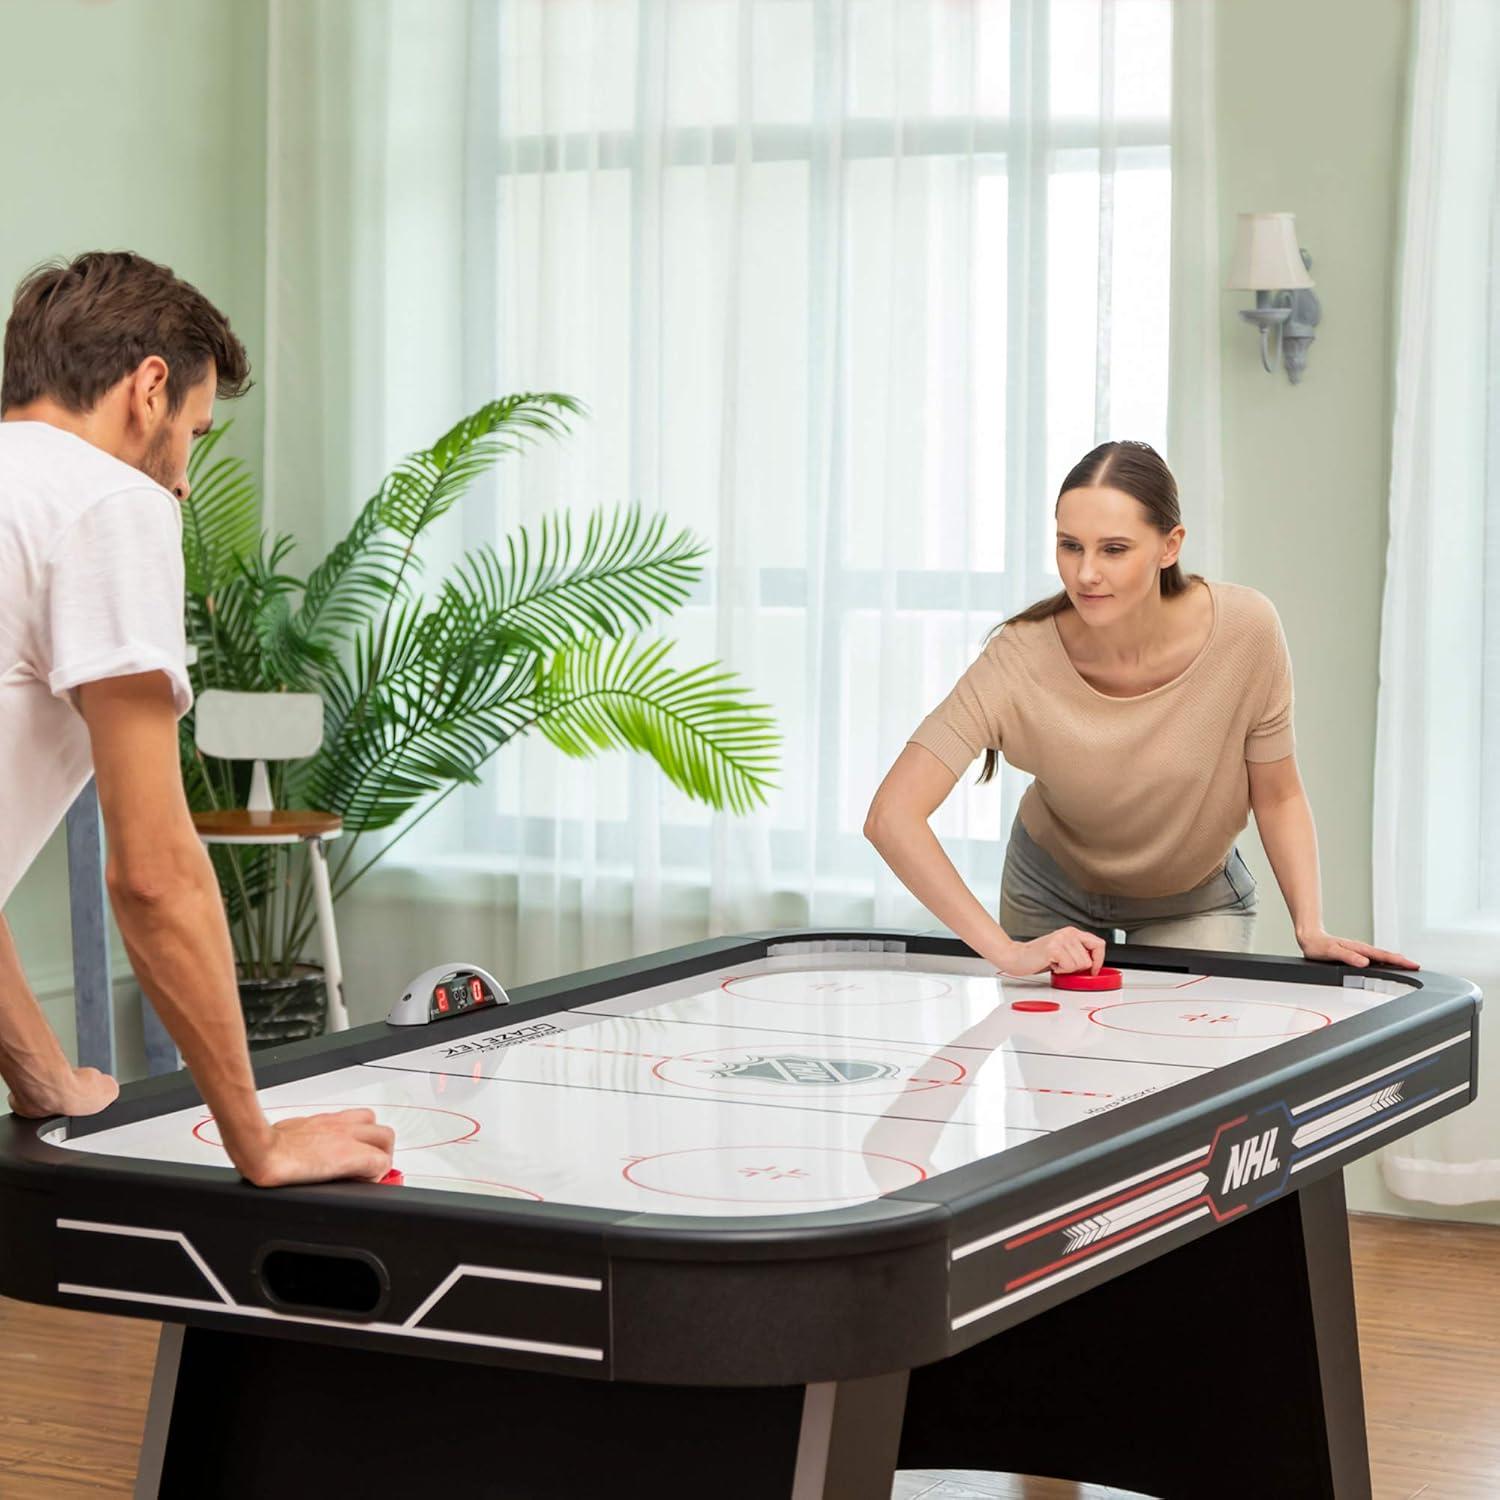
left=0, top=932, right=1480, bottom=1499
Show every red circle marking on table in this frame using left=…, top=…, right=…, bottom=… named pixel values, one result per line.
left=622, top=1145, right=928, bottom=1204
left=1012, top=999, right=1061, bottom=1013
left=192, top=1103, right=482, bottom=1152
left=721, top=972, right=953, bottom=1006
left=1086, top=998, right=1332, bottom=1038
left=652, top=1043, right=967, bottom=1097
left=1050, top=966, right=1122, bottom=992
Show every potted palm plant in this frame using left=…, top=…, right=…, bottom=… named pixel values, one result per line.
left=181, top=394, right=778, bottom=1042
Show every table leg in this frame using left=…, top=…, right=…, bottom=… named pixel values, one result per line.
left=792, top=1372, right=910, bottom=1499
left=139, top=999, right=180, bottom=1077
left=900, top=1171, right=1372, bottom=1499
left=65, top=783, right=115, bottom=1074
left=1298, top=1165, right=1374, bottom=1494
left=132, top=1324, right=182, bottom=1500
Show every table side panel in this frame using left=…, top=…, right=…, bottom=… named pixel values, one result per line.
left=0, top=1168, right=619, bottom=1378
left=936, top=1004, right=1477, bottom=1353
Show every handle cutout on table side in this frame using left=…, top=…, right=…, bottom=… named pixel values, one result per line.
left=253, top=1241, right=390, bottom=1321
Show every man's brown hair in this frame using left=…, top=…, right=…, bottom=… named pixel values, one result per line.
left=1, top=250, right=251, bottom=416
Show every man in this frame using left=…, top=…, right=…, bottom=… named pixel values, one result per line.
left=0, top=251, right=393, bottom=1186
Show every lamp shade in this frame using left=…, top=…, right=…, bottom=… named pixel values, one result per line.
left=1225, top=212, right=1315, bottom=291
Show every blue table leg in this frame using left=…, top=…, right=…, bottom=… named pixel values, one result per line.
left=65, top=782, right=115, bottom=1075
left=141, top=993, right=180, bottom=1076
left=66, top=781, right=180, bottom=1078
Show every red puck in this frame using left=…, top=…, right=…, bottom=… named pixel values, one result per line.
left=378, top=1168, right=405, bottom=1186
left=1050, top=966, right=1123, bottom=992
left=1011, top=999, right=1061, bottom=1014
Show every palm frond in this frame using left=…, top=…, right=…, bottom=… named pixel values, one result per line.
left=378, top=394, right=583, bottom=541
left=325, top=395, right=582, bottom=745
left=191, top=573, right=269, bottom=691
left=530, top=638, right=779, bottom=814
left=314, top=597, right=450, bottom=726
left=207, top=843, right=280, bottom=927
left=292, top=494, right=416, bottom=659
left=431, top=394, right=584, bottom=469
left=302, top=647, right=538, bottom=829
left=438, top=506, right=706, bottom=654
left=182, top=425, right=260, bottom=595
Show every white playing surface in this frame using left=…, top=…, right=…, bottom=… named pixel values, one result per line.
left=61, top=955, right=1410, bottom=1217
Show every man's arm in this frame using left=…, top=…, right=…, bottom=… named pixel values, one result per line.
left=0, top=914, right=118, bottom=1116
left=77, top=671, right=394, bottom=1185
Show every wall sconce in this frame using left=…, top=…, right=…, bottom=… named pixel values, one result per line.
left=1226, top=211, right=1321, bottom=385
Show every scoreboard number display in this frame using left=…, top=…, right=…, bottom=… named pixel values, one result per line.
left=387, top=964, right=510, bottom=1026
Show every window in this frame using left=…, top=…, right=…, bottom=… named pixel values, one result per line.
left=441, top=1, right=1174, bottom=897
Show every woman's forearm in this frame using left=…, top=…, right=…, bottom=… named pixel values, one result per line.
left=866, top=810, right=1016, bottom=966
left=1252, top=789, right=1325, bottom=940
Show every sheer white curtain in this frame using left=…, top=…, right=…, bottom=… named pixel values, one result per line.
left=266, top=1, right=1206, bottom=992
left=439, top=0, right=1177, bottom=981
left=1373, top=0, right=1500, bottom=1208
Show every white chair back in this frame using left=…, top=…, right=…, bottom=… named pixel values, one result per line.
left=195, top=690, right=324, bottom=761
left=194, top=691, right=325, bottom=814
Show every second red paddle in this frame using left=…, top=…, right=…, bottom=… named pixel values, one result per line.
left=1050, top=965, right=1123, bottom=992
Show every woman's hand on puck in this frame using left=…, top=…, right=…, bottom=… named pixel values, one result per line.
left=997, top=927, right=1106, bottom=977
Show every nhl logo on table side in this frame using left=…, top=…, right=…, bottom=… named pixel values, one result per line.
left=1220, top=1127, right=1281, bottom=1194
left=1206, top=1109, right=1293, bottom=1214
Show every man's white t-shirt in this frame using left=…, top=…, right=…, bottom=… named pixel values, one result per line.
left=0, top=421, right=193, bottom=908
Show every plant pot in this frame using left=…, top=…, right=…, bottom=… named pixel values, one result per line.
left=237, top=964, right=328, bottom=1049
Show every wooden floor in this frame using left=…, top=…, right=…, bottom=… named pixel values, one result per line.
left=0, top=1214, right=1494, bottom=1498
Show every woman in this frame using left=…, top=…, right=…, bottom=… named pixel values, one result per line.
left=864, top=439, right=1414, bottom=979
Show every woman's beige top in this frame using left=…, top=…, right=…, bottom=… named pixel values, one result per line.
left=907, top=581, right=1295, bottom=898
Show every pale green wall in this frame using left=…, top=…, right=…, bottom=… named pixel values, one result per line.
left=0, top=0, right=267, bottom=1070
left=1217, top=0, right=1407, bottom=956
